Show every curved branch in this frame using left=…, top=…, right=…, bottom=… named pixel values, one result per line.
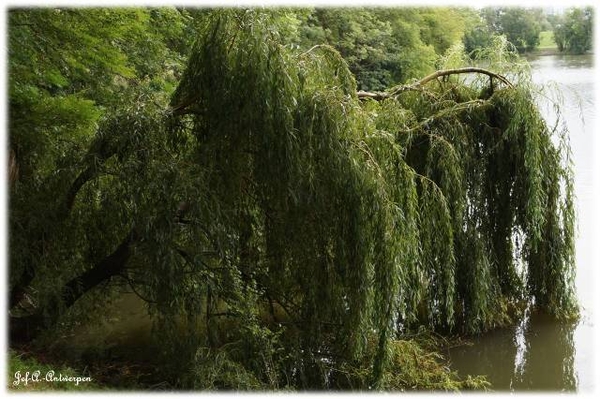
left=10, top=164, right=98, bottom=309
left=65, top=165, right=96, bottom=211
left=299, top=44, right=325, bottom=58
left=358, top=67, right=514, bottom=101
left=411, top=67, right=514, bottom=89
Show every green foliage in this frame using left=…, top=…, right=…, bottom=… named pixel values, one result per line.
left=162, top=9, right=576, bottom=388
left=501, top=9, right=541, bottom=52
left=380, top=339, right=490, bottom=391
left=296, top=7, right=471, bottom=90
left=9, top=7, right=577, bottom=391
left=538, top=31, right=557, bottom=50
left=8, top=6, right=194, bottom=319
left=9, top=9, right=133, bottom=92
left=553, top=7, right=594, bottom=54
left=477, top=7, right=543, bottom=53
left=298, top=8, right=400, bottom=90
left=463, top=24, right=496, bottom=56
left=329, top=333, right=490, bottom=390
left=418, top=7, right=469, bottom=55
left=8, top=7, right=191, bottom=181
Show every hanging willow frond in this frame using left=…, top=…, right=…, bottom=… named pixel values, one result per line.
left=157, top=9, right=577, bottom=389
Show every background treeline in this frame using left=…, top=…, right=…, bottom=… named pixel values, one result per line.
left=464, top=6, right=594, bottom=55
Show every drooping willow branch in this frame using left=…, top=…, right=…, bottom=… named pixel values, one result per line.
left=357, top=67, right=514, bottom=100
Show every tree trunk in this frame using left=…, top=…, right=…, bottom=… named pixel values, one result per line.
left=9, top=229, right=137, bottom=343
left=9, top=148, right=19, bottom=188
left=9, top=155, right=108, bottom=313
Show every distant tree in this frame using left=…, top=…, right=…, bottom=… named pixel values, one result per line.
left=479, top=7, right=542, bottom=53
left=463, top=24, right=495, bottom=55
left=498, top=8, right=541, bottom=52
left=418, top=7, right=468, bottom=55
left=553, top=18, right=567, bottom=52
left=305, top=9, right=398, bottom=91
left=532, top=8, right=552, bottom=31
left=553, top=7, right=594, bottom=54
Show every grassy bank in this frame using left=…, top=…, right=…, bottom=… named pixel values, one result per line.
left=529, top=31, right=562, bottom=56
left=539, top=31, right=557, bottom=50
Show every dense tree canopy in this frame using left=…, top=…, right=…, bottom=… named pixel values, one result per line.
left=295, top=7, right=475, bottom=90
left=8, top=7, right=577, bottom=391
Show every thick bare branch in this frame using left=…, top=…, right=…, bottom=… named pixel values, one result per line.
left=10, top=229, right=137, bottom=342
left=65, top=165, right=97, bottom=211
left=356, top=90, right=388, bottom=101
left=410, top=67, right=514, bottom=89
left=357, top=67, right=514, bottom=101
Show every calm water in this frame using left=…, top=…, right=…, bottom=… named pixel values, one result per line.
left=448, top=54, right=597, bottom=392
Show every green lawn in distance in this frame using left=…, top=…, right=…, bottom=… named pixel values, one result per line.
left=538, top=31, right=557, bottom=50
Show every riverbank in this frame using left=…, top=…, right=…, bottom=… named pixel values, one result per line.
left=529, top=30, right=595, bottom=57
left=525, top=49, right=595, bottom=61
left=531, top=48, right=562, bottom=56
left=8, top=340, right=490, bottom=391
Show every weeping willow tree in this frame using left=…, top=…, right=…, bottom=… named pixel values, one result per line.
left=9, top=9, right=576, bottom=391
left=131, top=10, right=576, bottom=388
